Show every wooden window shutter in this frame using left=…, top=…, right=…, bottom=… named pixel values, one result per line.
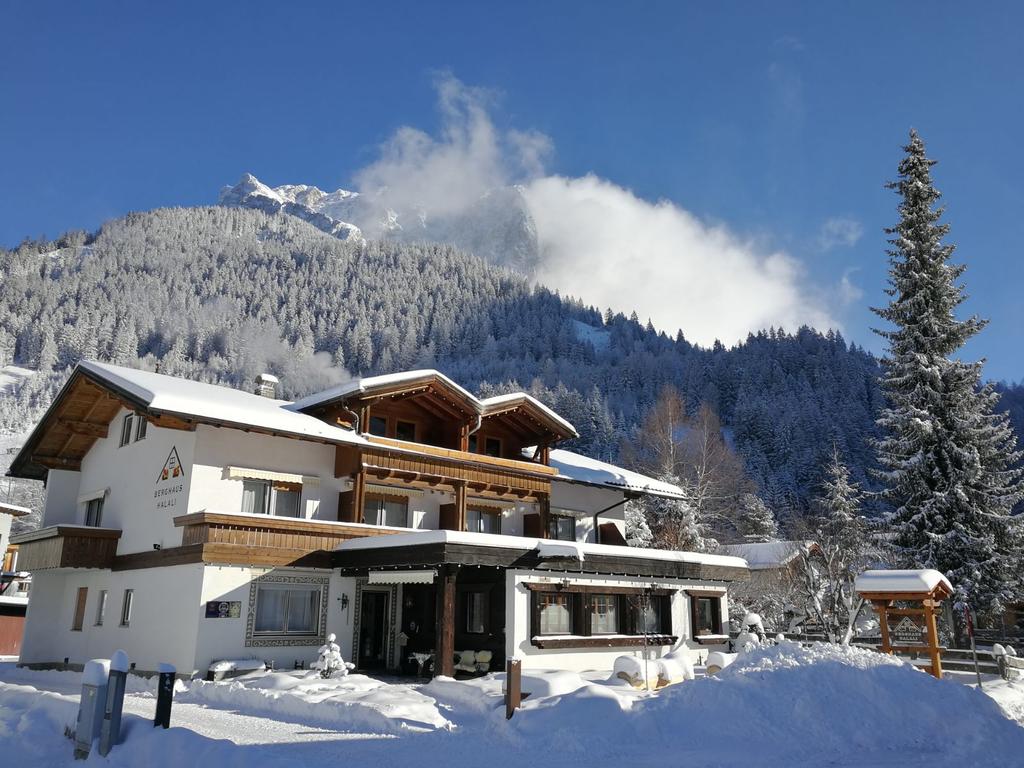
left=72, top=587, right=88, bottom=631
left=338, top=490, right=356, bottom=523
left=522, top=512, right=541, bottom=538
left=439, top=503, right=459, bottom=531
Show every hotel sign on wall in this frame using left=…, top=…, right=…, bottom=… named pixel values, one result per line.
left=154, top=447, right=186, bottom=511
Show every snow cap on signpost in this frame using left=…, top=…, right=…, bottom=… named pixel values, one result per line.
left=855, top=569, right=952, bottom=679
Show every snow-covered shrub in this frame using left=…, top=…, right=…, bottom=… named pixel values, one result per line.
left=312, top=633, right=354, bottom=679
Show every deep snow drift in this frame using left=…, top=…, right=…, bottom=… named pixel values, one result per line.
left=1, top=643, right=1022, bottom=767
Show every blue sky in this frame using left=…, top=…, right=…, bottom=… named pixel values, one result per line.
left=2, top=2, right=1022, bottom=380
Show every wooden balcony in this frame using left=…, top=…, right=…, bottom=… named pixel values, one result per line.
left=169, top=511, right=406, bottom=567
left=337, top=438, right=557, bottom=501
left=10, top=525, right=121, bottom=571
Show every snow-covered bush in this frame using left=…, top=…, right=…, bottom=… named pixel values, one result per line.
left=312, top=634, right=354, bottom=679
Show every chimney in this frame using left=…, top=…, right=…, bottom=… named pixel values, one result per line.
left=254, top=373, right=279, bottom=399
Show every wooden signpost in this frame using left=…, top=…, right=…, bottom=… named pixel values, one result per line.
left=855, top=569, right=953, bottom=679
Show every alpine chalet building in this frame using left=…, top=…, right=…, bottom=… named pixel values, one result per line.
left=10, top=362, right=747, bottom=677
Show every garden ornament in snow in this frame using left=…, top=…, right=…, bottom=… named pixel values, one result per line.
left=313, top=633, right=355, bottom=679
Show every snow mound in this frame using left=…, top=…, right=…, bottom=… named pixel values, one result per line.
left=177, top=671, right=452, bottom=733
left=508, top=642, right=1024, bottom=765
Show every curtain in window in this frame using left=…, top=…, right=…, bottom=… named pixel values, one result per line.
left=272, top=488, right=300, bottom=518
left=242, top=481, right=268, bottom=515
left=287, top=589, right=318, bottom=633
left=382, top=500, right=407, bottom=527
left=640, top=601, right=661, bottom=633
left=255, top=588, right=288, bottom=632
left=539, top=594, right=571, bottom=634
left=466, top=592, right=487, bottom=633
left=590, top=595, right=618, bottom=634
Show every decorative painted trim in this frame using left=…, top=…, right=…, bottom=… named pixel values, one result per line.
left=245, top=573, right=330, bottom=647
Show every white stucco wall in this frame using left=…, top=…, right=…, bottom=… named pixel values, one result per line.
left=40, top=469, right=82, bottom=526
left=550, top=481, right=627, bottom=543
left=74, top=408, right=197, bottom=553
left=188, top=425, right=342, bottom=521
left=18, top=564, right=205, bottom=673
left=193, top=565, right=355, bottom=673
left=505, top=569, right=728, bottom=673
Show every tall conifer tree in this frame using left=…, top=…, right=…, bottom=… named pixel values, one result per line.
left=873, top=130, right=1024, bottom=616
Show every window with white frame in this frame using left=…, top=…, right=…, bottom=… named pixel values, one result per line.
left=253, top=583, right=321, bottom=636
left=119, top=589, right=134, bottom=627
left=466, top=507, right=500, bottom=534
left=84, top=497, right=104, bottom=527
left=241, top=480, right=301, bottom=517
left=95, top=589, right=108, bottom=626
left=119, top=412, right=135, bottom=447
left=135, top=413, right=148, bottom=441
left=362, top=494, right=408, bottom=527
left=547, top=513, right=576, bottom=541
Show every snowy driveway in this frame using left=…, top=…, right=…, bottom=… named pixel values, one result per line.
left=3, top=643, right=1024, bottom=768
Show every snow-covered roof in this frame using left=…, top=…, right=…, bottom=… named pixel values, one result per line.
left=336, top=528, right=747, bottom=569
left=291, top=369, right=477, bottom=412
left=78, top=361, right=367, bottom=447
left=715, top=540, right=814, bottom=570
left=480, top=393, right=578, bottom=437
left=854, top=569, right=953, bottom=595
left=540, top=449, right=686, bottom=500
left=0, top=501, right=31, bottom=517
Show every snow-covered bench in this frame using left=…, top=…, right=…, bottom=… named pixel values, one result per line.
left=206, top=658, right=267, bottom=681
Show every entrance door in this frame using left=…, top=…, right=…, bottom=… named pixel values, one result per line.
left=358, top=590, right=391, bottom=671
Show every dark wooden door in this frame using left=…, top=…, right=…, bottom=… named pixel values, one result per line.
left=357, top=591, right=390, bottom=671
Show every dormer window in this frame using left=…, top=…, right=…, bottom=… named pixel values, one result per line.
left=483, top=437, right=502, bottom=458
left=135, top=414, right=148, bottom=441
left=369, top=416, right=388, bottom=437
left=119, top=413, right=135, bottom=447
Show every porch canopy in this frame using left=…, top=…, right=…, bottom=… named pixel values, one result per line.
left=335, top=530, right=748, bottom=678
left=333, top=529, right=749, bottom=582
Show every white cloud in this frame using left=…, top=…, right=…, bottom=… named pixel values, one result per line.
left=352, top=76, right=842, bottom=346
left=818, top=217, right=864, bottom=251
left=526, top=175, right=834, bottom=345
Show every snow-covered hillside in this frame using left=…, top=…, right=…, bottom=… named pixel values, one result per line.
left=219, top=173, right=540, bottom=274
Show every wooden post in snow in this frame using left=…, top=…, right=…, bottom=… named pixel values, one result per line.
left=505, top=658, right=522, bottom=719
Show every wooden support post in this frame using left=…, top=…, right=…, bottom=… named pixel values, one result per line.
left=876, top=600, right=893, bottom=654
left=924, top=603, right=942, bottom=679
left=505, top=658, right=522, bottom=719
left=453, top=481, right=467, bottom=533
left=434, top=566, right=456, bottom=677
left=538, top=493, right=551, bottom=539
left=352, top=471, right=366, bottom=524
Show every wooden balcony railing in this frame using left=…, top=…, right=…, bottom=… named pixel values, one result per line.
left=173, top=511, right=405, bottom=553
left=10, top=525, right=121, bottom=571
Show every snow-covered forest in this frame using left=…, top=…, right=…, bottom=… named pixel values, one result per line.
left=0, top=204, right=1021, bottom=536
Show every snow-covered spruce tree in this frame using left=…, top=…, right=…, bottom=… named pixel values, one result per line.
left=873, top=130, right=1024, bottom=620
left=735, top=493, right=778, bottom=542
left=797, top=445, right=873, bottom=643
left=624, top=499, right=654, bottom=547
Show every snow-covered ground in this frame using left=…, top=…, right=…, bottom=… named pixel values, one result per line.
left=1, top=643, right=1022, bottom=767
